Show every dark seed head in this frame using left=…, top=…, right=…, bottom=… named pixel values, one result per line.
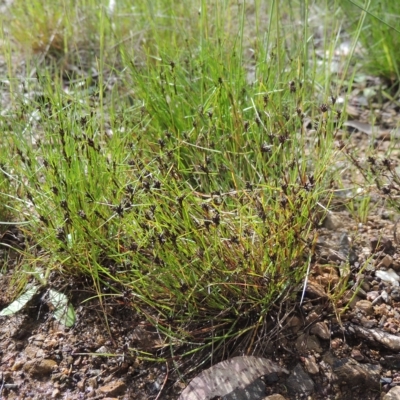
left=320, top=103, right=329, bottom=113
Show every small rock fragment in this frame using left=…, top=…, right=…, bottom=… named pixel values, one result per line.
left=305, top=311, right=319, bottom=324
left=391, top=287, right=400, bottom=301
left=310, top=322, right=330, bottom=340
left=87, top=377, right=98, bottom=390
left=96, top=345, right=109, bottom=354
left=381, top=290, right=390, bottom=303
left=348, top=323, right=400, bottom=351
left=263, top=395, right=287, bottom=400
left=375, top=269, right=399, bottom=286
left=304, top=356, right=319, bottom=375
left=350, top=348, right=364, bottom=362
left=383, top=386, right=400, bottom=400
left=286, top=363, right=314, bottom=395
left=355, top=300, right=373, bottom=315
left=330, top=338, right=342, bottom=350
left=323, top=212, right=343, bottom=230
left=305, top=281, right=328, bottom=299
left=295, top=334, right=322, bottom=354
left=25, top=345, right=41, bottom=359
left=366, top=291, right=380, bottom=302
left=287, top=315, right=302, bottom=333
left=359, top=317, right=376, bottom=329
left=378, top=255, right=393, bottom=269
left=23, top=359, right=58, bottom=376
left=98, top=381, right=127, bottom=397
left=392, top=260, right=400, bottom=272
left=333, top=358, right=381, bottom=387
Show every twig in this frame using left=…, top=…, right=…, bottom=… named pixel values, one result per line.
left=155, top=362, right=169, bottom=400
left=300, top=255, right=312, bottom=306
left=394, top=217, right=400, bottom=245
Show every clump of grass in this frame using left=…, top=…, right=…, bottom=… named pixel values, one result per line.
left=339, top=0, right=400, bottom=82
left=342, top=146, right=400, bottom=218
left=0, top=0, right=346, bottom=363
left=3, top=0, right=117, bottom=78
left=9, top=0, right=67, bottom=58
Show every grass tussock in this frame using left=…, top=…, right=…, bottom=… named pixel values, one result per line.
left=2, top=0, right=399, bottom=363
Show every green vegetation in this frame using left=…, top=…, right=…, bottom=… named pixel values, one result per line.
left=0, top=0, right=399, bottom=364
left=339, top=0, right=400, bottom=83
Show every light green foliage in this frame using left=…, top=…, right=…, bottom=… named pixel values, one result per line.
left=48, top=289, right=76, bottom=327
left=339, top=0, right=400, bottom=81
left=0, top=286, right=40, bottom=316
left=0, top=274, right=76, bottom=328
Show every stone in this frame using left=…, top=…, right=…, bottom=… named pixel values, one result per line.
left=350, top=349, right=364, bottom=362
left=366, top=291, right=380, bottom=302
left=23, top=359, right=58, bottom=376
left=333, top=358, right=381, bottom=387
left=379, top=255, right=393, bottom=269
left=359, top=317, right=376, bottom=328
left=304, top=281, right=328, bottom=299
left=305, top=311, right=319, bottom=324
left=87, top=377, right=98, bottom=390
left=295, top=334, right=322, bottom=354
left=77, top=379, right=86, bottom=391
left=376, top=269, right=400, bottom=286
left=98, top=380, right=127, bottom=397
left=11, top=359, right=25, bottom=371
left=330, top=338, right=342, bottom=350
left=223, top=377, right=265, bottom=400
left=391, top=287, right=400, bottom=302
left=392, top=260, right=400, bottom=273
left=355, top=300, right=373, bottom=315
left=383, top=386, right=400, bottom=400
left=286, top=363, right=314, bottom=395
left=96, top=345, right=109, bottom=354
left=304, top=356, right=319, bottom=375
left=263, top=395, right=287, bottom=400
left=314, top=265, right=340, bottom=287
left=287, top=316, right=302, bottom=333
left=25, top=345, right=41, bottom=359
left=310, top=322, right=330, bottom=340
left=323, top=212, right=343, bottom=230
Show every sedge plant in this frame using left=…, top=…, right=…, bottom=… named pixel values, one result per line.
left=0, top=0, right=350, bottom=364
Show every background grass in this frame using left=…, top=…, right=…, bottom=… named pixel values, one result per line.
left=1, top=0, right=399, bottom=364
left=339, top=0, right=400, bottom=84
